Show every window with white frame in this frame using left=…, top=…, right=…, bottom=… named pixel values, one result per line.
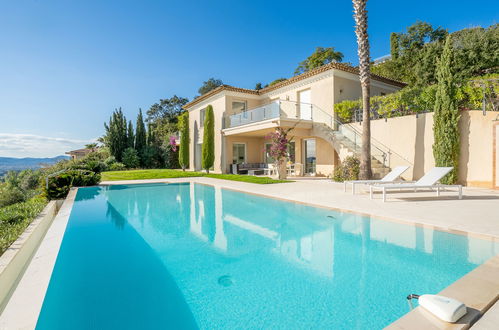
left=200, top=108, right=205, bottom=127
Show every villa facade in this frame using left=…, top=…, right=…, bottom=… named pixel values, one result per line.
left=183, top=63, right=405, bottom=177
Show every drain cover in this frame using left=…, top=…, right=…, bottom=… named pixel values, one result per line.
left=218, top=275, right=234, bottom=287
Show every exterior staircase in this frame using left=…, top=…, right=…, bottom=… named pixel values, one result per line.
left=312, top=122, right=391, bottom=179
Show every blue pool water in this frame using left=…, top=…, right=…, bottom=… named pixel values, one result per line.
left=36, top=183, right=499, bottom=329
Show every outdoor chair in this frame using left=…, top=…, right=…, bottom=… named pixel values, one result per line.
left=344, top=166, right=410, bottom=194
left=369, top=167, right=462, bottom=202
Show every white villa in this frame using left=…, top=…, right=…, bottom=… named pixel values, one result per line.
left=184, top=62, right=499, bottom=189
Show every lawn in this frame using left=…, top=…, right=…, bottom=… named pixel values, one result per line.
left=101, top=169, right=290, bottom=184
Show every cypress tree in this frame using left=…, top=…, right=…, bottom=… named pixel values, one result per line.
left=127, top=120, right=135, bottom=149
left=135, top=109, right=147, bottom=165
left=103, top=108, right=127, bottom=162
left=390, top=32, right=399, bottom=60
left=201, top=105, right=215, bottom=173
left=433, top=36, right=460, bottom=184
left=178, top=112, right=190, bottom=171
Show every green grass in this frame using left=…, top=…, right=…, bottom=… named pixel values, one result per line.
left=0, top=196, right=47, bottom=255
left=101, top=169, right=289, bottom=184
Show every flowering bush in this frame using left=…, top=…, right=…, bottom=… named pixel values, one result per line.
left=265, top=128, right=291, bottom=164
left=164, top=135, right=180, bottom=169
left=265, top=128, right=294, bottom=179
left=169, top=135, right=177, bottom=152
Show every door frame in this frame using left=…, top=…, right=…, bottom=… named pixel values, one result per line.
left=232, top=142, right=247, bottom=164
left=297, top=89, right=312, bottom=120
left=302, top=138, right=316, bottom=175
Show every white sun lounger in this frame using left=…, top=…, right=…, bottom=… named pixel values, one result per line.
left=344, top=166, right=410, bottom=194
left=369, top=167, right=462, bottom=202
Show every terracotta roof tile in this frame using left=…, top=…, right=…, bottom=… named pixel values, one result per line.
left=183, top=63, right=406, bottom=109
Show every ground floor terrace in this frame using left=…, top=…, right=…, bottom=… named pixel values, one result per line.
left=192, top=118, right=339, bottom=177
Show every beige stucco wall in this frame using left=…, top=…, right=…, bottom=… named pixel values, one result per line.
left=293, top=136, right=336, bottom=177
left=225, top=136, right=265, bottom=169
left=188, top=94, right=226, bottom=172
left=262, top=73, right=335, bottom=117
left=186, top=67, right=402, bottom=175
left=349, top=111, right=498, bottom=187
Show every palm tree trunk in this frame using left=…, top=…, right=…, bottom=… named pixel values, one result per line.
left=353, top=0, right=372, bottom=180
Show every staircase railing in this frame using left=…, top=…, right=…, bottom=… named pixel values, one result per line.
left=280, top=100, right=413, bottom=168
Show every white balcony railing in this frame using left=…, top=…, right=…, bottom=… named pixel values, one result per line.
left=224, top=102, right=280, bottom=128
left=223, top=100, right=314, bottom=129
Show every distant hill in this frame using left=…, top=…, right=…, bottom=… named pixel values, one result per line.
left=0, top=155, right=70, bottom=176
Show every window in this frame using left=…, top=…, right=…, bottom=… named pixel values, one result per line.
left=264, top=143, right=275, bottom=164
left=200, top=108, right=205, bottom=127
left=233, top=143, right=246, bottom=164
left=288, top=141, right=296, bottom=163
left=303, top=139, right=316, bottom=174
left=232, top=101, right=247, bottom=113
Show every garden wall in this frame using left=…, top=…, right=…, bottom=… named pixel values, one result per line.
left=349, top=110, right=498, bottom=187
left=0, top=200, right=63, bottom=313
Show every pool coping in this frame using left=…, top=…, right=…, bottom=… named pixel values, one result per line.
left=0, top=200, right=63, bottom=314
left=0, top=188, right=78, bottom=330
left=1, top=179, right=498, bottom=329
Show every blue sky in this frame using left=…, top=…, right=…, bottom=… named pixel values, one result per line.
left=0, top=0, right=497, bottom=157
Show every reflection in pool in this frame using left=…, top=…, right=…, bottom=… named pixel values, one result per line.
left=36, top=183, right=499, bottom=329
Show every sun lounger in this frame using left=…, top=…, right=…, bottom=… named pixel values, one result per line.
left=344, top=166, right=410, bottom=194
left=369, top=167, right=462, bottom=202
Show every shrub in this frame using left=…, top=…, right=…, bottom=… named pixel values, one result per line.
left=335, top=100, right=360, bottom=122
left=0, top=186, right=26, bottom=207
left=108, top=162, right=126, bottom=171
left=78, top=160, right=106, bottom=173
left=0, top=196, right=47, bottom=254
left=164, top=143, right=180, bottom=169
left=333, top=74, right=498, bottom=123
left=45, top=170, right=101, bottom=200
left=333, top=156, right=360, bottom=182
left=104, top=156, right=117, bottom=168
left=122, top=147, right=140, bottom=168
left=18, top=169, right=42, bottom=192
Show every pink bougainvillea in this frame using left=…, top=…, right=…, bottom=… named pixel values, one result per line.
left=169, top=135, right=177, bottom=152
left=265, top=128, right=291, bottom=164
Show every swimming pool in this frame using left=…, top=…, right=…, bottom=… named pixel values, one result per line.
left=36, top=182, right=499, bottom=329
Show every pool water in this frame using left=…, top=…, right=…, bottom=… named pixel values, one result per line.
left=36, top=183, right=499, bottom=329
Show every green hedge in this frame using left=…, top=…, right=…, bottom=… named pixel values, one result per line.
left=45, top=170, right=101, bottom=200
left=0, top=196, right=47, bottom=254
left=334, top=74, right=498, bottom=123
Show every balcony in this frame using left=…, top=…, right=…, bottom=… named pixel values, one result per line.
left=223, top=100, right=314, bottom=129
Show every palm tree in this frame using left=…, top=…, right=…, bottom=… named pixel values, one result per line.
left=353, top=0, right=372, bottom=179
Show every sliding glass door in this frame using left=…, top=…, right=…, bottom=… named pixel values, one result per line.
left=232, top=143, right=246, bottom=164
left=303, top=139, right=316, bottom=174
